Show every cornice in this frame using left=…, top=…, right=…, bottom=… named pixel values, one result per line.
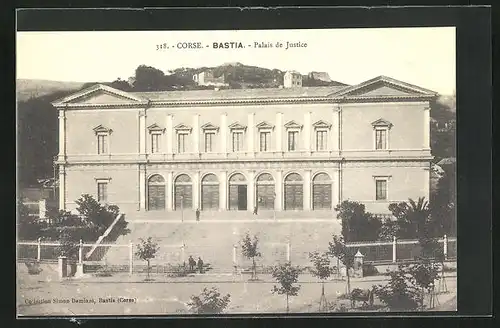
left=53, top=94, right=435, bottom=110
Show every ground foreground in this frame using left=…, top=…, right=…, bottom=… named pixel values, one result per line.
left=17, top=264, right=457, bottom=316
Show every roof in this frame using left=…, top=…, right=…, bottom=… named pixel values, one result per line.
left=129, top=86, right=345, bottom=101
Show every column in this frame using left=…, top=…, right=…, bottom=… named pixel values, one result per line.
left=248, top=170, right=255, bottom=212
left=58, top=166, right=66, bottom=210
left=167, top=171, right=173, bottom=210
left=193, top=171, right=200, bottom=210
left=220, top=113, right=227, bottom=154
left=275, top=170, right=283, bottom=210
left=139, top=111, right=146, bottom=154
left=58, top=109, right=66, bottom=161
left=424, top=107, right=431, bottom=150
left=219, top=171, right=227, bottom=210
left=248, top=113, right=255, bottom=153
left=304, top=112, right=311, bottom=151
left=303, top=170, right=311, bottom=210
left=332, top=105, right=340, bottom=152
left=276, top=112, right=283, bottom=152
left=166, top=114, right=173, bottom=154
left=139, top=165, right=146, bottom=210
left=193, top=114, right=200, bottom=153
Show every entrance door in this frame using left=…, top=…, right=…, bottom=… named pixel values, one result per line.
left=238, top=185, right=247, bottom=210
left=148, top=174, right=166, bottom=210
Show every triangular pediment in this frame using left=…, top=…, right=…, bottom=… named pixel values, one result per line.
left=51, top=84, right=145, bottom=106
left=256, top=121, right=275, bottom=130
left=284, top=120, right=303, bottom=129
left=201, top=122, right=219, bottom=131
left=93, top=124, right=113, bottom=134
left=328, top=76, right=437, bottom=98
left=312, top=120, right=331, bottom=129
left=228, top=122, right=247, bottom=130
left=174, top=123, right=192, bottom=132
left=371, top=118, right=393, bottom=129
left=147, top=123, right=165, bottom=133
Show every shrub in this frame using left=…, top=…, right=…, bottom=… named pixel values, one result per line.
left=362, top=263, right=379, bottom=276
left=187, top=287, right=231, bottom=314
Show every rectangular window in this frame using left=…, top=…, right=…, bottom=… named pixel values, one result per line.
left=375, top=180, right=387, bottom=200
left=260, top=131, right=270, bottom=151
left=288, top=131, right=298, bottom=151
left=316, top=130, right=327, bottom=150
left=205, top=132, right=214, bottom=152
left=375, top=129, right=387, bottom=150
left=232, top=132, right=243, bottom=152
left=97, top=182, right=108, bottom=202
left=151, top=134, right=160, bottom=153
left=97, top=134, right=108, bottom=154
left=177, top=134, right=186, bottom=153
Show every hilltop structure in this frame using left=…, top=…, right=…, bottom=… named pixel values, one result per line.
left=192, top=70, right=228, bottom=87
left=52, top=75, right=436, bottom=216
left=283, top=71, right=302, bottom=88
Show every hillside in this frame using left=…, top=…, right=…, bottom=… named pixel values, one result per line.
left=16, top=79, right=86, bottom=102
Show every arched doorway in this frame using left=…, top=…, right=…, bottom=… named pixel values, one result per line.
left=228, top=173, right=247, bottom=210
left=284, top=173, right=303, bottom=210
left=256, top=173, right=275, bottom=210
left=148, top=174, right=166, bottom=210
left=312, top=172, right=332, bottom=210
left=174, top=174, right=192, bottom=210
left=201, top=174, right=219, bottom=211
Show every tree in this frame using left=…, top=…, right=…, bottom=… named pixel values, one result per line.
left=308, top=251, right=332, bottom=311
left=240, top=233, right=261, bottom=280
left=407, top=260, right=440, bottom=310
left=430, top=165, right=456, bottom=236
left=135, top=237, right=160, bottom=281
left=187, top=287, right=231, bottom=314
left=387, top=197, right=434, bottom=239
left=17, top=199, right=45, bottom=240
left=109, top=78, right=132, bottom=92
left=334, top=201, right=382, bottom=242
left=134, top=65, right=167, bottom=91
left=374, top=264, right=421, bottom=311
left=271, top=262, right=301, bottom=313
left=327, top=235, right=354, bottom=295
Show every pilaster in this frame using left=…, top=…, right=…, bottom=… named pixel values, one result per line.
left=304, top=112, right=311, bottom=151
left=424, top=106, right=431, bottom=150
left=193, top=171, right=200, bottom=210
left=139, top=165, right=146, bottom=210
left=58, top=165, right=66, bottom=210
left=139, top=110, right=147, bottom=155
left=248, top=170, right=255, bottom=212
left=193, top=114, right=200, bottom=153
left=248, top=113, right=255, bottom=154
left=332, top=105, right=340, bottom=152
left=167, top=171, right=173, bottom=210
left=166, top=114, right=173, bottom=154
left=220, top=113, right=227, bottom=154
left=304, top=170, right=311, bottom=210
left=58, top=109, right=66, bottom=161
left=275, top=170, right=283, bottom=210
left=276, top=112, right=283, bottom=152
left=219, top=171, right=227, bottom=210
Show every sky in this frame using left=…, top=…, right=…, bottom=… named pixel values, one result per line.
left=16, top=27, right=456, bottom=95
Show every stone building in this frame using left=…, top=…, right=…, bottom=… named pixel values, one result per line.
left=283, top=71, right=302, bottom=88
left=52, top=75, right=436, bottom=217
left=192, top=70, right=228, bottom=87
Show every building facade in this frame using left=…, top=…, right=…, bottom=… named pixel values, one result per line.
left=192, top=70, right=228, bottom=87
left=283, top=71, right=302, bottom=88
left=52, top=75, right=435, bottom=216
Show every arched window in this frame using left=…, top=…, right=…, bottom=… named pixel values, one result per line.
left=174, top=174, right=192, bottom=210
left=312, top=173, right=332, bottom=210
left=256, top=173, right=275, bottom=210
left=201, top=174, right=219, bottom=211
left=148, top=174, right=165, bottom=210
left=228, top=173, right=247, bottom=210
left=284, top=173, right=303, bottom=210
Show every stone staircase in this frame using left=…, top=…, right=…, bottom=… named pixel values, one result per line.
left=100, top=211, right=341, bottom=270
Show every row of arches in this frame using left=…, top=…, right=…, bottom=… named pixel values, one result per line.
left=147, top=172, right=333, bottom=211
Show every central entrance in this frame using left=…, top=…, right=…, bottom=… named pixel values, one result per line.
left=228, top=173, right=247, bottom=210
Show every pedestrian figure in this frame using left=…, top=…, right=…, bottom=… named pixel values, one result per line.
left=188, top=255, right=196, bottom=272
left=196, top=208, right=200, bottom=221
left=253, top=206, right=258, bottom=215
left=197, top=257, right=204, bottom=274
